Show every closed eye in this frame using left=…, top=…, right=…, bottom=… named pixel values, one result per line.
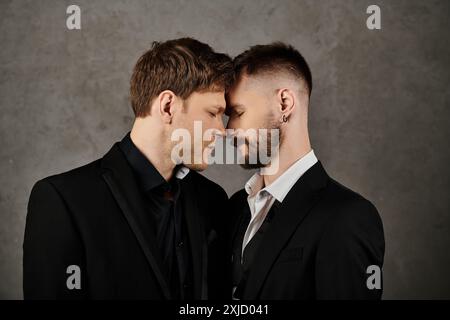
left=231, top=110, right=244, bottom=118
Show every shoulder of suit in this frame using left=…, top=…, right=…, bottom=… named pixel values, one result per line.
left=34, top=158, right=103, bottom=192
left=322, top=178, right=383, bottom=232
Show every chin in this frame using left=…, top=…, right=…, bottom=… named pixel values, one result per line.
left=185, top=162, right=208, bottom=172
left=239, top=152, right=267, bottom=170
left=240, top=163, right=265, bottom=170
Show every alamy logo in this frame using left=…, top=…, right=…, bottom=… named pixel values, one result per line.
left=66, top=265, right=81, bottom=290
left=66, top=5, right=81, bottom=30
left=366, top=265, right=382, bottom=290
left=366, top=5, right=381, bottom=30
left=170, top=121, right=280, bottom=174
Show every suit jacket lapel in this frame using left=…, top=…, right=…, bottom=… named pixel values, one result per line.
left=101, top=143, right=171, bottom=299
left=233, top=205, right=250, bottom=264
left=231, top=204, right=251, bottom=299
left=243, top=161, right=329, bottom=299
left=179, top=173, right=205, bottom=299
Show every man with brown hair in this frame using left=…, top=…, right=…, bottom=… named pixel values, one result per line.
left=227, top=43, right=385, bottom=299
left=24, top=38, right=232, bottom=300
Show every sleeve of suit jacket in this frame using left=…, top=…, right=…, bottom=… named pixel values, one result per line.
left=315, top=198, right=385, bottom=300
left=23, top=179, right=86, bottom=299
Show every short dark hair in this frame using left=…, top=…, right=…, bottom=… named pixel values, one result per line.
left=130, top=38, right=233, bottom=117
left=232, top=42, right=312, bottom=97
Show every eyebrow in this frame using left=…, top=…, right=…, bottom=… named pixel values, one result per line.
left=227, top=103, right=244, bottom=110
left=225, top=103, right=244, bottom=116
left=215, top=105, right=225, bottom=113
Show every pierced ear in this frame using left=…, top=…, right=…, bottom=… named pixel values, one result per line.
left=158, top=90, right=176, bottom=124
left=278, top=88, right=295, bottom=115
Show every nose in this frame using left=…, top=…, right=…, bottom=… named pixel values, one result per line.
left=216, top=117, right=226, bottom=136
left=226, top=117, right=236, bottom=130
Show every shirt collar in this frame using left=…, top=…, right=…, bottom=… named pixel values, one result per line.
left=175, top=166, right=190, bottom=179
left=244, top=150, right=318, bottom=202
left=119, top=132, right=190, bottom=192
left=244, top=171, right=264, bottom=197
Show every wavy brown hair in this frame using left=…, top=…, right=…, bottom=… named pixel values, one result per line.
left=130, top=38, right=233, bottom=117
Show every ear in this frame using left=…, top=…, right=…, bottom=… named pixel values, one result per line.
left=157, top=90, right=177, bottom=124
left=277, top=88, right=295, bottom=119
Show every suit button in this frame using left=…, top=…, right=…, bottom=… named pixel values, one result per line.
left=177, top=241, right=184, bottom=248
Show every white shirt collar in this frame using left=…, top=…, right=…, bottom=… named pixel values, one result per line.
left=244, top=150, right=318, bottom=202
left=244, top=171, right=264, bottom=196
left=175, top=166, right=190, bottom=180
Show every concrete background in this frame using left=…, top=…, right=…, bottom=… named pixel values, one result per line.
left=1, top=0, right=449, bottom=299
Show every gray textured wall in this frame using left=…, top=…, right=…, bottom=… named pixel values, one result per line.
left=1, top=0, right=449, bottom=299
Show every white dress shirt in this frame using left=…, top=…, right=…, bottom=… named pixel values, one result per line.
left=175, top=166, right=190, bottom=179
left=242, top=150, right=318, bottom=256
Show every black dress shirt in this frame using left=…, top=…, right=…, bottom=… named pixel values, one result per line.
left=119, top=133, right=192, bottom=299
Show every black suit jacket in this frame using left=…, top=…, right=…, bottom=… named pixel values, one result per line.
left=23, top=143, right=228, bottom=300
left=229, top=162, right=385, bottom=300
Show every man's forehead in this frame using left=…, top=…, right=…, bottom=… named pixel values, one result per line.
left=226, top=75, right=255, bottom=101
left=225, top=90, right=242, bottom=110
left=192, top=90, right=225, bottom=104
left=231, top=73, right=253, bottom=90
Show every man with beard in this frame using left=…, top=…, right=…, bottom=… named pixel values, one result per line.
left=226, top=43, right=385, bottom=300
left=24, top=38, right=232, bottom=299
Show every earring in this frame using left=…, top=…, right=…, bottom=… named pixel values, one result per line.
left=281, top=114, right=288, bottom=123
